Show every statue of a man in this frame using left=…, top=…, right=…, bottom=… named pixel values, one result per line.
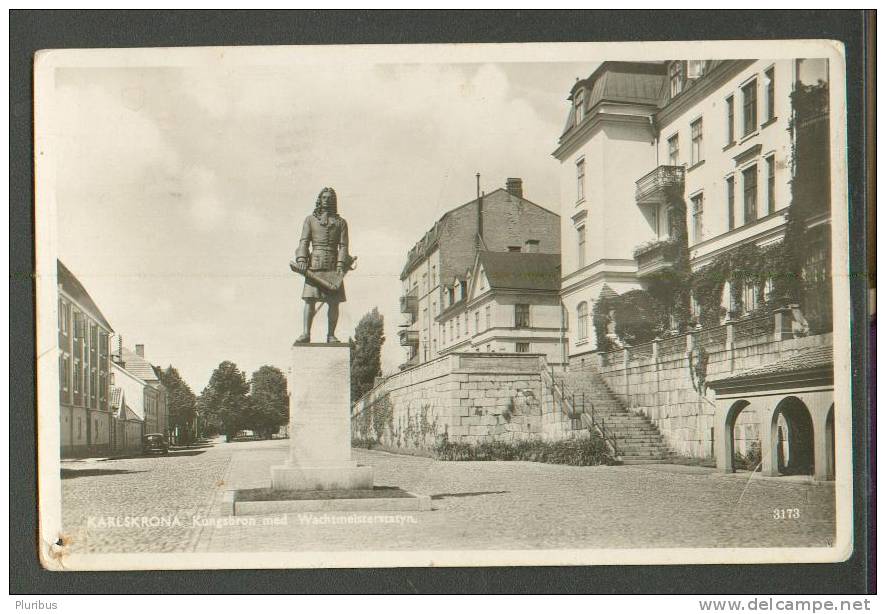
left=291, top=187, right=352, bottom=343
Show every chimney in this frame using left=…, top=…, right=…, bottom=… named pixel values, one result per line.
left=135, top=344, right=145, bottom=357
left=524, top=239, right=540, bottom=254
left=506, top=177, right=523, bottom=198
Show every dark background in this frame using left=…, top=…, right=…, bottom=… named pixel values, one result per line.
left=9, top=9, right=874, bottom=594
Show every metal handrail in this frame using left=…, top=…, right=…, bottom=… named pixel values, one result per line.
left=541, top=362, right=620, bottom=459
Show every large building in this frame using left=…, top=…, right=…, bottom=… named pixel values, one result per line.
left=554, top=59, right=831, bottom=357
left=436, top=250, right=566, bottom=364
left=57, top=260, right=114, bottom=458
left=398, top=178, right=560, bottom=369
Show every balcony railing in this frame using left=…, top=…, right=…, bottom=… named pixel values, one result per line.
left=635, top=165, right=685, bottom=205
left=399, top=290, right=418, bottom=315
left=397, top=328, right=419, bottom=346
left=634, top=238, right=679, bottom=277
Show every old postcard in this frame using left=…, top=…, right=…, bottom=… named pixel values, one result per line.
left=34, top=40, right=853, bottom=570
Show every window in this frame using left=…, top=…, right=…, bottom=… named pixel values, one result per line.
left=485, top=305, right=492, bottom=330
left=432, top=301, right=437, bottom=316
left=77, top=417, right=82, bottom=439
left=691, top=193, right=704, bottom=242
left=515, top=304, right=530, bottom=329
left=576, top=158, right=585, bottom=202
left=726, top=176, right=736, bottom=231
left=725, top=95, right=735, bottom=144
left=421, top=272, right=427, bottom=293
left=577, top=302, right=588, bottom=341
left=743, top=165, right=758, bottom=223
left=690, top=118, right=703, bottom=165
left=455, top=316, right=460, bottom=339
left=688, top=60, right=707, bottom=78
left=422, top=307, right=428, bottom=329
left=742, top=79, right=757, bottom=136
left=765, top=67, right=775, bottom=122
left=516, top=342, right=530, bottom=353
left=669, top=61, right=684, bottom=98
left=507, top=246, right=521, bottom=252
left=577, top=225, right=586, bottom=268
left=61, top=354, right=70, bottom=393
left=448, top=320, right=453, bottom=342
left=742, top=282, right=760, bottom=314
left=574, top=89, right=585, bottom=124
left=667, top=134, right=679, bottom=166
left=475, top=311, right=480, bottom=334
left=431, top=265, right=436, bottom=286
left=766, top=154, right=776, bottom=214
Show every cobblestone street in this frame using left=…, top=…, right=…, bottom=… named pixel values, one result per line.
left=61, top=438, right=835, bottom=554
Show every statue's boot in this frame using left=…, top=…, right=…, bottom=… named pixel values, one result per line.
left=326, top=335, right=341, bottom=343
left=295, top=333, right=311, bottom=343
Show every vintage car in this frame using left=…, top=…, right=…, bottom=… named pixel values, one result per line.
left=142, top=433, right=169, bottom=455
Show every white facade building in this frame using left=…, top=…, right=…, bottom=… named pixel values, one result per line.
left=555, top=59, right=831, bottom=357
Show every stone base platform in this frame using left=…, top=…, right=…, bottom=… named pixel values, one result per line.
left=270, top=462, right=373, bottom=491
left=224, top=487, right=432, bottom=516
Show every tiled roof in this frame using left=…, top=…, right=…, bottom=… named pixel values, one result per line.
left=121, top=347, right=160, bottom=383
left=109, top=386, right=123, bottom=411
left=121, top=405, right=143, bottom=422
left=57, top=260, right=113, bottom=331
left=478, top=251, right=561, bottom=292
left=709, top=345, right=833, bottom=385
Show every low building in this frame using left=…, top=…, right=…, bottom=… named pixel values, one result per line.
left=114, top=344, right=169, bottom=437
left=109, top=362, right=147, bottom=455
left=57, top=260, right=113, bottom=457
left=398, top=178, right=560, bottom=369
left=437, top=250, right=566, bottom=365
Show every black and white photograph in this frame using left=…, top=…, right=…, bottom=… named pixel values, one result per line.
left=33, top=40, right=853, bottom=570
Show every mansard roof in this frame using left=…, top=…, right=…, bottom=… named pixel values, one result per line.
left=561, top=61, right=667, bottom=137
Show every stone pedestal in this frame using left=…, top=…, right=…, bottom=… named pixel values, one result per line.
left=270, top=343, right=373, bottom=490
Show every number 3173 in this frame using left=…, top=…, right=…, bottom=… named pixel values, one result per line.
left=773, top=508, right=800, bottom=519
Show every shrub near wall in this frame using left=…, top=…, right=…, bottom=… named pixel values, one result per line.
left=434, top=436, right=614, bottom=466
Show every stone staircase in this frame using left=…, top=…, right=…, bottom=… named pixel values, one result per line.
left=562, top=368, right=670, bottom=464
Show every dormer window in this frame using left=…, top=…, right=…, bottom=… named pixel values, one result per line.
left=669, top=61, right=685, bottom=98
left=574, top=89, right=585, bottom=125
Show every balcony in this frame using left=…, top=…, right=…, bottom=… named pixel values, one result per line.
left=398, top=328, right=419, bottom=346
left=399, top=290, right=418, bottom=315
left=635, top=165, right=685, bottom=206
left=634, top=238, right=679, bottom=277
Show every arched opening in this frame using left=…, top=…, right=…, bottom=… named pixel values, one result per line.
left=772, top=396, right=815, bottom=475
left=724, top=400, right=758, bottom=472
left=825, top=404, right=835, bottom=480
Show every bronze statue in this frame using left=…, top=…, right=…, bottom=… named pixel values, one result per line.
left=290, top=187, right=355, bottom=343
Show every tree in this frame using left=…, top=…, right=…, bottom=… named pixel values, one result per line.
left=198, top=361, right=250, bottom=442
left=350, top=307, right=385, bottom=402
left=159, top=366, right=197, bottom=444
left=244, top=365, right=289, bottom=439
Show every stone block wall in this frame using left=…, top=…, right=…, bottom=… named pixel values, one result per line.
left=577, top=316, right=832, bottom=459
left=352, top=353, right=557, bottom=454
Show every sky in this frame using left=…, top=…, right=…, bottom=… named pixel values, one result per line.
left=52, top=58, right=595, bottom=393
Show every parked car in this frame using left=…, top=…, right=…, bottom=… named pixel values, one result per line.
left=142, top=433, right=169, bottom=455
